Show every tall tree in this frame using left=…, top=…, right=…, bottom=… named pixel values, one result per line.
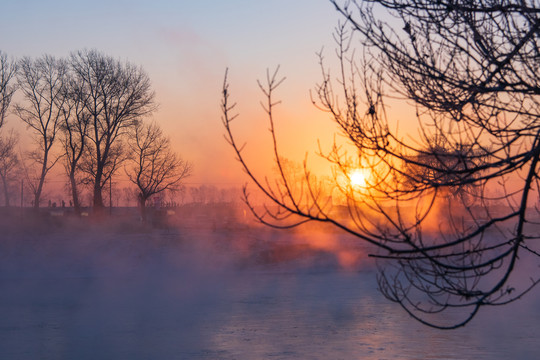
left=126, top=121, right=192, bottom=222
left=223, top=1, right=540, bottom=328
left=0, top=51, right=18, bottom=207
left=0, top=51, right=17, bottom=130
left=59, top=74, right=90, bottom=215
left=0, top=129, right=19, bottom=207
left=70, top=49, right=156, bottom=213
left=15, top=55, right=67, bottom=209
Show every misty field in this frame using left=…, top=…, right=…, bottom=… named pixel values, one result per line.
left=0, top=205, right=539, bottom=359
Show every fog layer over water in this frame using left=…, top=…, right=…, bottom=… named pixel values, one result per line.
left=0, top=208, right=539, bottom=359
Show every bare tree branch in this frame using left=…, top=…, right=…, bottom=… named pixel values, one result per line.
left=125, top=120, right=192, bottom=222
left=222, top=1, right=540, bottom=329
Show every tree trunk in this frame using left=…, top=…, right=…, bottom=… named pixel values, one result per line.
left=93, top=186, right=104, bottom=213
left=69, top=171, right=81, bottom=215
left=33, top=192, right=40, bottom=209
left=138, top=194, right=147, bottom=223
left=33, top=152, right=48, bottom=209
left=1, top=175, right=9, bottom=207
left=93, top=167, right=104, bottom=214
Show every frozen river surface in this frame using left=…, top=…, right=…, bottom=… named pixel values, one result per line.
left=0, top=226, right=539, bottom=359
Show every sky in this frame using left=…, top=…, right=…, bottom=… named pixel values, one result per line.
left=1, top=0, right=362, bottom=187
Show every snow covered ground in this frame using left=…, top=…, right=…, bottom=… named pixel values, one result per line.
left=0, top=209, right=539, bottom=359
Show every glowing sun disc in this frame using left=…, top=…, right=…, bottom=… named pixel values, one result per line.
left=349, top=169, right=367, bottom=187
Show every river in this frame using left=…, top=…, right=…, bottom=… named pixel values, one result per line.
left=0, top=226, right=538, bottom=359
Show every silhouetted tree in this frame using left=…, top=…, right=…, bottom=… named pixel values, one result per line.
left=0, top=51, right=17, bottom=130
left=404, top=140, right=485, bottom=206
left=59, top=70, right=90, bottom=215
left=223, top=1, right=540, bottom=328
left=0, top=129, right=19, bottom=207
left=70, top=49, right=156, bottom=214
left=15, top=55, right=67, bottom=209
left=126, top=121, right=192, bottom=222
left=0, top=51, right=18, bottom=207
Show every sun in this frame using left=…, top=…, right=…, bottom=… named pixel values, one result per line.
left=349, top=169, right=367, bottom=188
